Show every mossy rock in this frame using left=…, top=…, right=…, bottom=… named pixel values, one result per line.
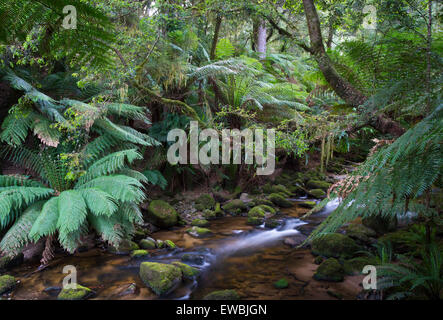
left=156, top=240, right=165, bottom=248
left=0, top=253, right=24, bottom=271
left=250, top=198, right=274, bottom=207
left=362, top=215, right=397, bottom=235
left=214, top=203, right=225, bottom=217
left=196, top=194, right=216, bottom=210
left=274, top=278, right=289, bottom=289
left=139, top=262, right=182, bottom=296
left=146, top=200, right=179, bottom=228
left=222, top=199, right=247, bottom=213
left=313, top=258, right=344, bottom=282
left=343, top=257, right=378, bottom=275
left=204, top=289, right=240, bottom=300
left=139, top=238, right=157, bottom=250
left=181, top=253, right=205, bottom=265
left=191, top=219, right=209, bottom=227
left=311, top=233, right=360, bottom=259
left=172, top=262, right=200, bottom=279
left=271, top=184, right=292, bottom=196
left=247, top=216, right=263, bottom=226
left=109, top=239, right=139, bottom=254
left=264, top=219, right=280, bottom=229
left=0, top=275, right=16, bottom=295
left=306, top=180, right=331, bottom=191
left=308, top=189, right=326, bottom=199
left=203, top=210, right=217, bottom=220
left=57, top=285, right=93, bottom=300
left=299, top=201, right=317, bottom=209
left=164, top=240, right=177, bottom=250
left=131, top=250, right=149, bottom=258
left=262, top=183, right=273, bottom=194
left=314, top=256, right=324, bottom=265
left=186, top=226, right=213, bottom=238
left=268, top=193, right=293, bottom=208
left=288, top=185, right=307, bottom=196
left=345, top=223, right=377, bottom=244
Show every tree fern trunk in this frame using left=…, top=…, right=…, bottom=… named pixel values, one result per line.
left=257, top=20, right=267, bottom=59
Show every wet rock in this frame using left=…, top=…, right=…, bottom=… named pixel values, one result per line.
left=130, top=250, right=149, bottom=259
left=311, top=233, right=360, bottom=259
left=186, top=227, right=213, bottom=238
left=57, top=284, right=94, bottom=300
left=274, top=278, right=289, bottom=289
left=195, top=194, right=216, bottom=211
left=283, top=234, right=307, bottom=248
left=313, top=258, right=344, bottom=282
left=345, top=223, right=377, bottom=244
left=308, top=189, right=326, bottom=199
left=0, top=253, right=24, bottom=271
left=0, top=275, right=17, bottom=294
left=108, top=240, right=139, bottom=255
left=264, top=219, right=281, bottom=229
left=204, top=289, right=240, bottom=300
left=239, top=193, right=253, bottom=204
left=268, top=193, right=293, bottom=208
left=222, top=199, right=247, bottom=214
left=116, top=283, right=137, bottom=297
left=146, top=200, right=179, bottom=228
left=139, top=262, right=182, bottom=296
left=181, top=253, right=205, bottom=265
left=306, top=180, right=331, bottom=191
left=191, top=218, right=209, bottom=227
left=172, top=262, right=200, bottom=279
left=139, top=238, right=157, bottom=250
left=164, top=240, right=177, bottom=250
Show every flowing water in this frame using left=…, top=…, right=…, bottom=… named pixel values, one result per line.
left=5, top=198, right=365, bottom=300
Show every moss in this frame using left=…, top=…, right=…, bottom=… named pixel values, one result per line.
left=289, top=185, right=306, bottom=196
left=262, top=183, right=273, bottom=194
left=204, top=289, right=240, bottom=300
left=164, top=240, right=177, bottom=250
left=109, top=239, right=139, bottom=254
left=250, top=198, right=274, bottom=207
left=313, top=258, right=344, bottom=282
left=274, top=278, right=289, bottom=289
left=311, top=233, right=360, bottom=259
left=346, top=223, right=376, bottom=243
left=186, top=226, right=213, bottom=238
left=0, top=275, right=16, bottom=295
left=268, top=193, right=293, bottom=208
left=156, top=240, right=165, bottom=248
left=203, top=210, right=216, bottom=220
left=146, top=200, right=179, bottom=228
left=172, top=262, right=199, bottom=279
left=191, top=219, right=209, bottom=227
left=343, top=257, right=378, bottom=275
left=248, top=207, right=266, bottom=218
left=57, top=284, right=93, bottom=300
left=247, top=216, right=263, bottom=225
left=131, top=250, right=149, bottom=258
left=139, top=238, right=157, bottom=250
left=308, top=189, right=326, bottom=199
left=0, top=253, right=23, bottom=271
left=264, top=219, right=280, bottom=229
left=314, top=256, right=324, bottom=265
left=222, top=199, right=247, bottom=213
left=306, top=180, right=331, bottom=191
left=214, top=203, right=224, bottom=217
left=139, top=262, right=182, bottom=296
left=271, top=184, right=292, bottom=196
left=196, top=194, right=216, bottom=210
left=299, top=201, right=317, bottom=209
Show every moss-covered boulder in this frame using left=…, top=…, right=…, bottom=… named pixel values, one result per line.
left=214, top=203, right=225, bottom=217
left=0, top=275, right=17, bottom=295
left=264, top=219, right=280, bottom=229
left=204, top=289, right=240, bottom=300
left=313, top=258, right=344, bottom=282
left=139, top=262, right=182, bottom=296
left=299, top=201, right=317, bottom=209
left=288, top=185, right=307, bottom=196
left=343, top=257, right=378, bottom=275
left=306, top=180, right=331, bottom=191
left=274, top=278, right=289, bottom=289
left=308, top=189, right=326, bottom=199
left=191, top=218, right=209, bottom=227
left=270, top=184, right=292, bottom=196
left=131, top=250, right=149, bottom=259
left=268, top=193, right=293, bottom=208
left=146, top=200, right=179, bottom=228
left=247, top=217, right=263, bottom=226
left=250, top=198, right=275, bottom=207
left=222, top=199, right=247, bottom=214
left=195, top=194, right=216, bottom=211
left=311, top=233, right=360, bottom=259
left=172, top=262, right=200, bottom=279
left=362, top=215, right=397, bottom=235
left=0, top=253, right=24, bottom=271
left=139, top=238, right=157, bottom=250
left=186, top=227, right=213, bottom=238
left=164, top=240, right=177, bottom=250
left=203, top=210, right=217, bottom=220
left=345, top=223, right=377, bottom=244
left=109, top=239, right=139, bottom=254
left=57, top=285, right=93, bottom=300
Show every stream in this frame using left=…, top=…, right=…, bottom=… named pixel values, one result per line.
left=6, top=197, right=365, bottom=300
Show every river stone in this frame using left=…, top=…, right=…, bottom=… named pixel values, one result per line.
left=164, top=240, right=177, bottom=250
left=172, top=262, right=199, bottom=279
left=109, top=239, right=139, bottom=254
left=191, top=218, right=209, bottom=227
left=268, top=193, right=293, bottom=208
left=131, top=250, right=149, bottom=259
left=186, top=227, right=212, bottom=238
left=195, top=194, right=215, bottom=211
left=139, top=262, right=182, bottom=296
left=139, top=238, right=157, bottom=250
left=270, top=185, right=292, bottom=196
left=204, top=289, right=240, bottom=300
left=311, top=233, right=360, bottom=259
left=283, top=234, right=307, bottom=248
left=0, top=275, right=16, bottom=294
left=306, top=180, right=331, bottom=191
left=146, top=200, right=179, bottom=228
left=57, top=284, right=94, bottom=300
left=313, top=258, right=344, bottom=282
left=343, top=257, right=378, bottom=275
left=181, top=253, right=205, bottom=265
left=222, top=199, right=247, bottom=214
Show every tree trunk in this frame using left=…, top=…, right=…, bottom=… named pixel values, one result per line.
left=256, top=20, right=267, bottom=59
left=210, top=15, right=222, bottom=60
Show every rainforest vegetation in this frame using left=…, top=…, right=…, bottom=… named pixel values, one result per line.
left=0, top=0, right=442, bottom=301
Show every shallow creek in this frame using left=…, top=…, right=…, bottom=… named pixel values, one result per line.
left=7, top=198, right=364, bottom=300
